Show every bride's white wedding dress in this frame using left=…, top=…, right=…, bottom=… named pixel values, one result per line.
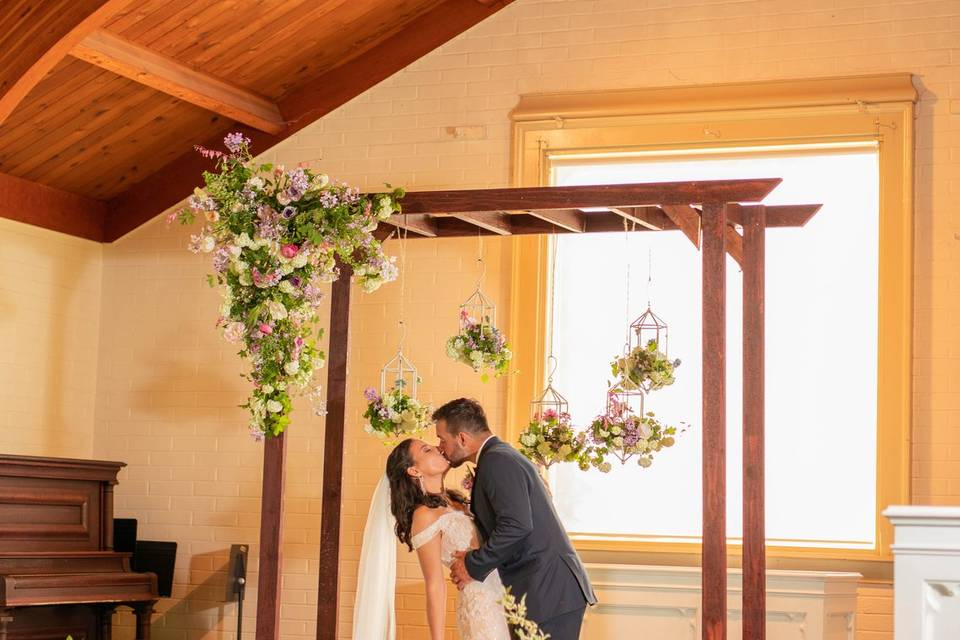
left=411, top=509, right=511, bottom=640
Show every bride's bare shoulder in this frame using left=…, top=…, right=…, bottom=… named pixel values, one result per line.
left=411, top=504, right=447, bottom=532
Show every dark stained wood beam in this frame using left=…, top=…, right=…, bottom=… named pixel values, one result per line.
left=452, top=211, right=513, bottom=235
left=742, top=204, right=766, bottom=640
left=384, top=214, right=438, bottom=237
left=256, top=432, right=287, bottom=640
left=732, top=204, right=821, bottom=228
left=71, top=30, right=286, bottom=134
left=522, top=208, right=586, bottom=233
left=316, top=266, right=352, bottom=640
left=103, top=0, right=518, bottom=241
left=662, top=204, right=702, bottom=249
left=0, top=171, right=106, bottom=241
left=0, top=0, right=129, bottom=125
left=701, top=202, right=728, bottom=640
left=401, top=180, right=780, bottom=216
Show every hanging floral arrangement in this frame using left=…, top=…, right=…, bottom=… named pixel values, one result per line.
left=446, top=308, right=513, bottom=381
left=611, top=339, right=681, bottom=393
left=584, top=396, right=684, bottom=472
left=518, top=409, right=591, bottom=471
left=175, top=133, right=404, bottom=440
left=362, top=386, right=432, bottom=443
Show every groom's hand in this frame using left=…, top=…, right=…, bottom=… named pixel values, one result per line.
left=450, top=551, right=475, bottom=591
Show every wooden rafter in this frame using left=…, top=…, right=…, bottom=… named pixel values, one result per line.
left=608, top=206, right=671, bottom=231
left=661, top=204, right=701, bottom=249
left=452, top=212, right=513, bottom=235
left=383, top=214, right=438, bottom=237
left=71, top=30, right=286, bottom=134
left=523, top=209, right=586, bottom=233
left=0, top=0, right=129, bottom=125
left=103, top=0, right=518, bottom=241
left=0, top=171, right=106, bottom=241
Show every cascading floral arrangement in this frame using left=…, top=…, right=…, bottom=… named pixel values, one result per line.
left=362, top=385, right=432, bottom=443
left=175, top=132, right=403, bottom=440
left=584, top=397, right=683, bottom=472
left=445, top=310, right=513, bottom=382
left=518, top=409, right=590, bottom=471
left=611, top=339, right=681, bottom=392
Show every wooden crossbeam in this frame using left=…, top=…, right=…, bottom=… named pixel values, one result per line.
left=0, top=170, right=106, bottom=241
left=384, top=214, right=438, bottom=237
left=733, top=204, right=821, bottom=228
left=661, top=204, right=701, bottom=249
left=609, top=206, right=671, bottom=231
left=521, top=209, right=586, bottom=233
left=71, top=30, right=286, bottom=134
left=452, top=211, right=513, bottom=235
left=0, top=0, right=129, bottom=125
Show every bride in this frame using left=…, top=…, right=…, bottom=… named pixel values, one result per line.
left=353, top=438, right=511, bottom=640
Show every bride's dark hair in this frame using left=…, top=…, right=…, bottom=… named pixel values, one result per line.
left=386, top=439, right=467, bottom=551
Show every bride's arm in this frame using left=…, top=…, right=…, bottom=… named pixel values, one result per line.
left=412, top=509, right=447, bottom=640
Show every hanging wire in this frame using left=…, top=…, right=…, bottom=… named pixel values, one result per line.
left=398, top=213, right=409, bottom=353
left=547, top=233, right=559, bottom=372
left=475, top=225, right=485, bottom=289
left=645, top=247, right=653, bottom=308
left=623, top=218, right=632, bottom=352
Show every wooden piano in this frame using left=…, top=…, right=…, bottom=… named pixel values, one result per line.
left=0, top=455, right=158, bottom=639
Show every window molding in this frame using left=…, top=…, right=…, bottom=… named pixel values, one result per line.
left=506, top=74, right=916, bottom=568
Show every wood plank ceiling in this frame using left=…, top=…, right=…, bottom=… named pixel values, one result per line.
left=0, top=0, right=516, bottom=241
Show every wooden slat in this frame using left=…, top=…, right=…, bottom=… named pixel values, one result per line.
left=701, top=202, right=727, bottom=640
left=316, top=266, right=353, bottom=640
left=71, top=30, right=285, bottom=134
left=725, top=224, right=744, bottom=268
left=453, top=211, right=513, bottom=235
left=0, top=0, right=129, bottom=125
left=742, top=204, right=766, bottom=640
left=0, top=170, right=106, bottom=241
left=609, top=206, right=671, bottom=230
left=522, top=208, right=586, bottom=233
left=104, top=0, right=518, bottom=241
left=384, top=214, right=438, bottom=237
left=256, top=431, right=287, bottom=640
left=661, top=204, right=702, bottom=249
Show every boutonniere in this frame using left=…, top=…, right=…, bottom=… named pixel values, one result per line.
left=461, top=465, right=476, bottom=492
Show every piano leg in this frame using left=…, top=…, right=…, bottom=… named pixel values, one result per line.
left=100, top=604, right=116, bottom=639
left=0, top=608, right=11, bottom=640
left=134, top=602, right=154, bottom=640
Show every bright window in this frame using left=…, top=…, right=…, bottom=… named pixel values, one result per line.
left=549, top=147, right=880, bottom=548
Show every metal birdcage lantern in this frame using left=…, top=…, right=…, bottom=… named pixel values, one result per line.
left=530, top=357, right=569, bottom=420
left=459, top=287, right=496, bottom=331
left=606, top=384, right=645, bottom=418
left=629, top=305, right=669, bottom=356
left=380, top=349, right=419, bottom=397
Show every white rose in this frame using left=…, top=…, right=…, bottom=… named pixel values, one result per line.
left=280, top=262, right=294, bottom=276
left=284, top=360, right=300, bottom=375
left=248, top=177, right=264, bottom=189
left=268, top=300, right=288, bottom=320
left=278, top=281, right=296, bottom=295
left=376, top=196, right=394, bottom=220
left=610, top=426, right=622, bottom=436
left=227, top=244, right=242, bottom=258
left=291, top=252, right=308, bottom=269
left=237, top=232, right=252, bottom=248
left=201, top=236, right=216, bottom=253
left=238, top=271, right=253, bottom=286
left=261, top=384, right=274, bottom=395
left=314, top=173, right=330, bottom=188
left=266, top=400, right=283, bottom=413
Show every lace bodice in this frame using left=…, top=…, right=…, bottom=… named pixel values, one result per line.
left=411, top=509, right=510, bottom=640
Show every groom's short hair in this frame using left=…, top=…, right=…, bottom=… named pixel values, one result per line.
left=432, top=398, right=490, bottom=435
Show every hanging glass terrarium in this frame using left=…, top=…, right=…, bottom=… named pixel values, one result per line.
left=380, top=345, right=419, bottom=397
left=447, top=257, right=512, bottom=380
left=615, top=306, right=680, bottom=394
left=459, top=286, right=496, bottom=331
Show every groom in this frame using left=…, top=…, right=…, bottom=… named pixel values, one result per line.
left=434, top=398, right=596, bottom=639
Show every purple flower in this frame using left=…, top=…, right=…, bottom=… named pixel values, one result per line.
left=364, top=388, right=379, bottom=402
left=224, top=132, right=250, bottom=153
left=194, top=145, right=225, bottom=159
left=319, top=190, right=339, bottom=208
left=213, top=247, right=230, bottom=273
left=282, top=206, right=297, bottom=219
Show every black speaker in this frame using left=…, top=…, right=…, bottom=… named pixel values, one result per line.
left=113, top=518, right=137, bottom=554
left=133, top=541, right=177, bottom=598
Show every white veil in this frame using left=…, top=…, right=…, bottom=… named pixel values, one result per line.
left=352, top=474, right=397, bottom=640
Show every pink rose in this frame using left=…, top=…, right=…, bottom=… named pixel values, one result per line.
left=258, top=323, right=273, bottom=336
left=281, top=244, right=300, bottom=259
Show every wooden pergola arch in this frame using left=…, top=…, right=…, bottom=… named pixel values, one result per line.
left=254, top=179, right=822, bottom=640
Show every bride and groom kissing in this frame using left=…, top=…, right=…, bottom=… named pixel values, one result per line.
left=353, top=398, right=597, bottom=639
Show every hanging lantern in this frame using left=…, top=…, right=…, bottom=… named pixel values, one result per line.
left=459, top=286, right=496, bottom=330
left=606, top=384, right=644, bottom=418
left=630, top=305, right=669, bottom=355
left=380, top=349, right=419, bottom=397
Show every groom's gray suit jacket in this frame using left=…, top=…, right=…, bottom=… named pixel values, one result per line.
left=464, top=436, right=597, bottom=622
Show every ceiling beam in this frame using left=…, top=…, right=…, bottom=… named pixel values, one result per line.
left=383, top=214, right=438, bottom=237
left=522, top=209, right=586, bottom=233
left=0, top=171, right=106, bottom=241
left=71, top=30, right=285, bottom=134
left=661, top=204, right=702, bottom=249
left=104, top=0, right=518, bottom=241
left=733, top=204, right=822, bottom=228
left=452, top=212, right=513, bottom=235
left=0, top=0, right=130, bottom=125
